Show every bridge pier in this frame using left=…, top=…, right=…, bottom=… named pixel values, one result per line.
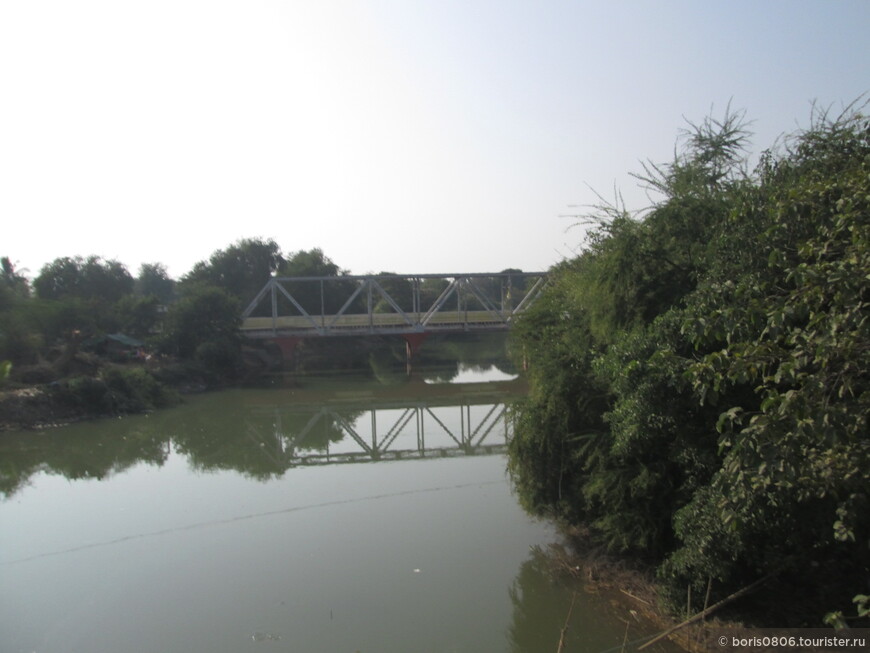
left=401, top=333, right=429, bottom=374
left=272, top=336, right=303, bottom=363
left=268, top=334, right=429, bottom=372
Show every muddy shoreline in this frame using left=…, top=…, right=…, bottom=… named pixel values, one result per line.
left=547, top=528, right=861, bottom=653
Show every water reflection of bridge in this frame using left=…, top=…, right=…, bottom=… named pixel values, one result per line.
left=242, top=378, right=525, bottom=468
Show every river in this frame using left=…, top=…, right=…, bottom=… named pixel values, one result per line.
left=0, top=341, right=681, bottom=652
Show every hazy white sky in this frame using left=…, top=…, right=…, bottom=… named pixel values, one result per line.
left=2, top=1, right=868, bottom=281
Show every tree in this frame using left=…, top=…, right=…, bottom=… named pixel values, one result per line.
left=281, top=248, right=343, bottom=278
left=115, top=294, right=161, bottom=337
left=161, top=285, right=242, bottom=376
left=33, top=257, right=82, bottom=300
left=27, top=256, right=134, bottom=347
left=135, top=263, right=175, bottom=303
left=278, top=248, right=357, bottom=314
left=182, top=238, right=283, bottom=304
left=80, top=256, right=134, bottom=303
left=33, top=256, right=133, bottom=303
left=0, top=257, right=29, bottom=300
left=372, top=272, right=414, bottom=313
left=0, top=259, right=32, bottom=360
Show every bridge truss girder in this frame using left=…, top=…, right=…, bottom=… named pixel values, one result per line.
left=241, top=272, right=547, bottom=338
left=245, top=401, right=513, bottom=468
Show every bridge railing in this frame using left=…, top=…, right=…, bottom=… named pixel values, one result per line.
left=241, top=272, right=547, bottom=337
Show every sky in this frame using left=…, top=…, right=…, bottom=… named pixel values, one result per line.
left=1, top=1, right=868, bottom=282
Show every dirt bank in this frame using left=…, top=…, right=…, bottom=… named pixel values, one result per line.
left=0, top=386, right=88, bottom=431
left=544, top=528, right=857, bottom=653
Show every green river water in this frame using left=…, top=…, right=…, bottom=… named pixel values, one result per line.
left=0, top=349, right=681, bottom=652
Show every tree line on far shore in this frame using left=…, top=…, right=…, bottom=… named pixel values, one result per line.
left=0, top=244, right=359, bottom=381
left=1, top=241, right=528, bottom=387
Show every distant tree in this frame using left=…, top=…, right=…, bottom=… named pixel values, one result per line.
left=0, top=258, right=41, bottom=364
left=33, top=257, right=82, bottom=300
left=418, top=277, right=449, bottom=310
left=182, top=238, right=283, bottom=304
left=278, top=248, right=356, bottom=314
left=372, top=272, right=414, bottom=313
left=33, top=256, right=133, bottom=303
left=135, top=263, right=175, bottom=303
left=115, top=294, right=161, bottom=338
left=79, top=256, right=134, bottom=303
left=0, top=257, right=30, bottom=299
left=280, top=248, right=343, bottom=277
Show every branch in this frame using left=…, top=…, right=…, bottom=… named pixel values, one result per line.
left=637, top=573, right=775, bottom=651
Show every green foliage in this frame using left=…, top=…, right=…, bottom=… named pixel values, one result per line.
left=1, top=295, right=100, bottom=364
left=101, top=366, right=176, bottom=412
left=135, top=262, right=175, bottom=303
left=0, top=289, right=42, bottom=364
left=278, top=248, right=358, bottom=314
left=53, top=367, right=177, bottom=414
left=161, top=285, right=242, bottom=378
left=33, top=255, right=133, bottom=303
left=27, top=256, right=135, bottom=341
left=56, top=375, right=110, bottom=411
left=666, top=107, right=870, bottom=613
left=507, top=263, right=610, bottom=521
left=32, top=257, right=80, bottom=300
left=182, top=238, right=283, bottom=303
left=0, top=239, right=349, bottom=388
left=588, top=314, right=723, bottom=558
left=508, top=104, right=870, bottom=624
left=0, top=257, right=30, bottom=307
left=114, top=294, right=161, bottom=337
left=372, top=272, right=414, bottom=313
left=280, top=247, right=342, bottom=277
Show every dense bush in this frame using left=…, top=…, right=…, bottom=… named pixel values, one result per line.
left=508, top=105, right=870, bottom=625
left=159, top=285, right=243, bottom=379
left=53, top=367, right=177, bottom=415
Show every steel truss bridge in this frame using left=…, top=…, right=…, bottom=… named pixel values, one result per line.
left=240, top=272, right=547, bottom=342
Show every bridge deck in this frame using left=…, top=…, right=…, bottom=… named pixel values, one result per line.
left=242, top=310, right=511, bottom=337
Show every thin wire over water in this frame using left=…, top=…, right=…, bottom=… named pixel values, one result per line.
left=2, top=479, right=503, bottom=565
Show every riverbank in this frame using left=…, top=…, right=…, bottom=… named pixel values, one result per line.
left=546, top=527, right=865, bottom=653
left=0, top=333, right=516, bottom=432
left=539, top=533, right=712, bottom=652
left=0, top=371, right=184, bottom=432
left=0, top=354, right=217, bottom=431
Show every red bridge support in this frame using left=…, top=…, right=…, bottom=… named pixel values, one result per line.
left=271, top=336, right=303, bottom=362
left=401, top=333, right=429, bottom=374
left=268, top=333, right=429, bottom=373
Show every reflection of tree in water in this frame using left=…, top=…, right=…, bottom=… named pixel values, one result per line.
left=0, top=337, right=521, bottom=496
left=508, top=547, right=680, bottom=653
left=290, top=332, right=517, bottom=383
left=368, top=347, right=409, bottom=385
left=168, top=394, right=360, bottom=481
left=0, top=399, right=362, bottom=496
left=0, top=419, right=170, bottom=499
left=508, top=547, right=576, bottom=652
left=416, top=333, right=518, bottom=382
